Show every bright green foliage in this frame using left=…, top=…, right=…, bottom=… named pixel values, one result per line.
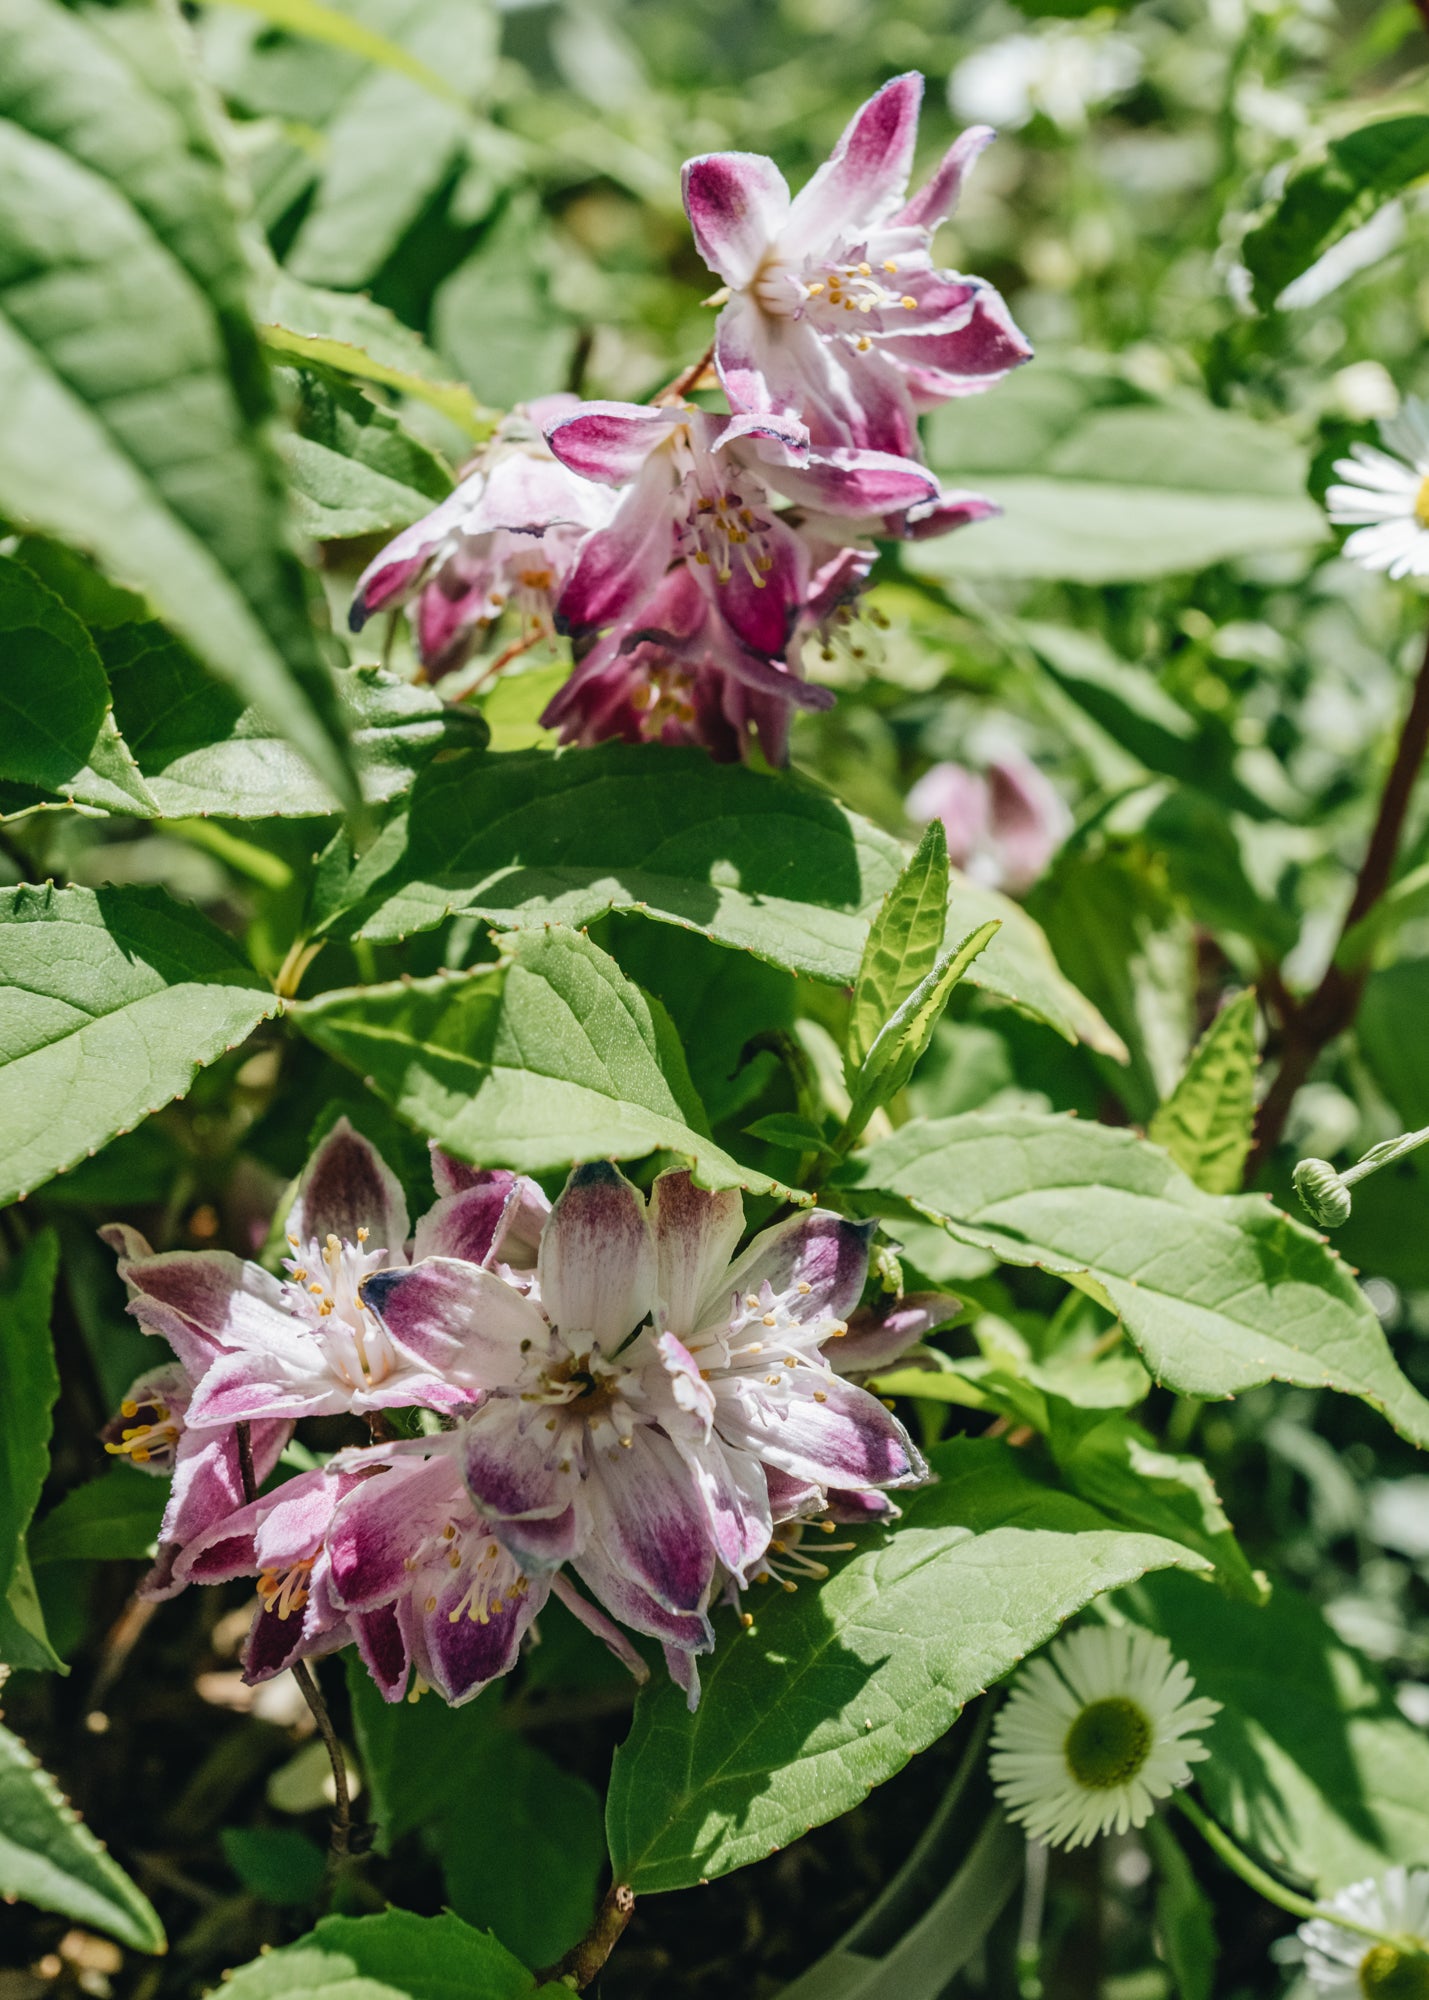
left=847, top=819, right=950, bottom=1074
left=842, top=920, right=1001, bottom=1145
left=912, top=368, right=1325, bottom=582
left=843, top=1112, right=1429, bottom=1446
left=0, top=1721, right=165, bottom=1953
left=0, top=1233, right=62, bottom=1671
left=0, top=884, right=281, bottom=1205
left=1125, top=1571, right=1429, bottom=1890
left=0, top=0, right=356, bottom=804
left=327, top=744, right=1121, bottom=1051
left=29, top=1469, right=167, bottom=1567
left=293, top=923, right=785, bottom=1192
left=278, top=364, right=454, bottom=540
left=220, top=1910, right=554, bottom=2000
left=1149, top=990, right=1259, bottom=1194
left=1243, top=115, right=1429, bottom=310
left=606, top=1438, right=1206, bottom=1893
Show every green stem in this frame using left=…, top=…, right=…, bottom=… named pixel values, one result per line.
left=1174, top=1795, right=1425, bottom=1957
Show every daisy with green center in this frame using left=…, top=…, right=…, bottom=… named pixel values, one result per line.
left=1326, top=397, right=1429, bottom=580
left=1299, top=1870, right=1429, bottom=1999
left=989, top=1624, right=1220, bottom=1849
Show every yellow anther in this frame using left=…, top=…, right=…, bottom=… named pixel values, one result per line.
left=442, top=1523, right=456, bottom=1539
left=309, top=1281, right=324, bottom=1295
left=357, top=1227, right=369, bottom=1243
left=762, top=1312, right=778, bottom=1327
left=797, top=1282, right=812, bottom=1295
left=120, top=1400, right=139, bottom=1419
left=857, top=336, right=872, bottom=351
left=901, top=295, right=917, bottom=310
left=807, top=281, right=824, bottom=295
left=425, top=1595, right=437, bottom=1613
left=857, top=261, right=872, bottom=276
left=813, top=1391, right=827, bottom=1404
left=131, top=1446, right=151, bottom=1464
left=883, top=259, right=898, bottom=274
left=287, top=1234, right=299, bottom=1248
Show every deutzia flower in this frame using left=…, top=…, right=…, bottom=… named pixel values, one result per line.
left=907, top=752, right=1070, bottom=896
left=990, top=1625, right=1220, bottom=1848
left=1298, top=1870, right=1429, bottom=1998
left=1326, top=398, right=1429, bottom=580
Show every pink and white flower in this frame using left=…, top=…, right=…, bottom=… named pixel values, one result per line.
left=682, top=75, right=1031, bottom=457
left=349, top=397, right=615, bottom=680
left=907, top=752, right=1070, bottom=896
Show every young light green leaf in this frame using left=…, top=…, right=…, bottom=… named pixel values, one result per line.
left=30, top=1470, right=167, bottom=1568
left=847, top=818, right=949, bottom=1076
left=0, top=0, right=357, bottom=805
left=219, top=1910, right=544, bottom=2000
left=841, top=1112, right=1429, bottom=1449
left=1125, top=1570, right=1429, bottom=1891
left=325, top=745, right=1123, bottom=1054
left=211, top=0, right=468, bottom=106
left=0, top=1545, right=66, bottom=1674
left=0, top=1231, right=60, bottom=1605
left=742, top=1112, right=835, bottom=1156
left=277, top=364, right=454, bottom=541
left=0, top=558, right=158, bottom=817
left=261, top=322, right=498, bottom=443
left=606, top=1438, right=1206, bottom=1893
left=0, top=1721, right=165, bottom=1953
left=1242, top=115, right=1429, bottom=311
left=842, top=919, right=1000, bottom=1144
left=0, top=884, right=281, bottom=1207
left=292, top=923, right=790, bottom=1195
left=1149, top=990, right=1258, bottom=1195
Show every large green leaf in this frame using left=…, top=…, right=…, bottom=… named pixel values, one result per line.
left=30, top=1468, right=168, bottom=1567
left=0, top=1231, right=60, bottom=1602
left=1242, top=115, right=1429, bottom=311
left=841, top=1112, right=1429, bottom=1447
left=0, top=556, right=157, bottom=816
left=323, top=745, right=1123, bottom=1054
left=293, top=923, right=785, bottom=1193
left=1149, top=990, right=1258, bottom=1195
left=221, top=1910, right=554, bottom=2000
left=606, top=1438, right=1206, bottom=1893
left=1124, top=1570, right=1429, bottom=1891
left=914, top=367, right=1324, bottom=582
left=0, top=1720, right=165, bottom=1953
left=0, top=884, right=281, bottom=1206
left=278, top=364, right=453, bottom=541
left=103, top=623, right=485, bottom=818
left=0, top=0, right=355, bottom=803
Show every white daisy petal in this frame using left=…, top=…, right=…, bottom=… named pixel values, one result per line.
left=989, top=1624, right=1220, bottom=1852
left=1298, top=1867, right=1429, bottom=1996
left=1325, top=404, right=1429, bottom=578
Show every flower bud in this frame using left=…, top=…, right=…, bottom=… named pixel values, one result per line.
left=1292, top=1158, right=1353, bottom=1229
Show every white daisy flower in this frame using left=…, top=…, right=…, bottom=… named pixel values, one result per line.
left=1298, top=1868, right=1429, bottom=1997
left=1326, top=397, right=1429, bottom=581
left=990, top=1624, right=1220, bottom=1850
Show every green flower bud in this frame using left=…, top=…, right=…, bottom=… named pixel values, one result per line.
left=1293, top=1158, right=1353, bottom=1229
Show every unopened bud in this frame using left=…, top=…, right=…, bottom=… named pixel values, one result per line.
left=1293, top=1158, right=1352, bottom=1229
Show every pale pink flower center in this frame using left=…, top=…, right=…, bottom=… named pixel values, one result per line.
left=753, top=247, right=918, bottom=347
left=281, top=1229, right=401, bottom=1392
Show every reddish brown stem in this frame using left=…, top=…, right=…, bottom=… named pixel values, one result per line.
left=652, top=341, right=716, bottom=407
left=541, top=1882, right=635, bottom=1989
left=1249, top=620, right=1429, bottom=1177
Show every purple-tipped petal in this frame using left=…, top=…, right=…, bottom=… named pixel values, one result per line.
left=893, top=124, right=995, bottom=232
left=661, top=1641, right=702, bottom=1712
left=765, top=1467, right=825, bottom=1521
left=784, top=74, right=924, bottom=253
left=826, top=1487, right=902, bottom=1525
left=715, top=1372, right=928, bottom=1491
left=898, top=493, right=1001, bottom=541
left=110, top=1248, right=292, bottom=1379
left=583, top=1424, right=714, bottom=1615
left=554, top=457, right=676, bottom=635
left=573, top=1538, right=714, bottom=1653
left=349, top=485, right=473, bottom=628
left=538, top=1163, right=656, bottom=1350
left=682, top=151, right=792, bottom=287
left=492, top=1503, right=583, bottom=1570
left=834, top=1291, right=962, bottom=1374
left=877, top=285, right=1034, bottom=392
left=416, top=1561, right=548, bottom=1705
left=546, top=402, right=681, bottom=486
left=675, top=1435, right=771, bottom=1584
left=361, top=1258, right=549, bottom=1391
left=354, top=1602, right=411, bottom=1702
left=412, top=1179, right=517, bottom=1267
left=716, top=1210, right=874, bottom=1327
left=287, top=1118, right=410, bottom=1259
left=251, top=1470, right=349, bottom=1570
left=428, top=1151, right=550, bottom=1263
left=461, top=1395, right=582, bottom=1525
left=760, top=446, right=938, bottom=519
left=328, top=1452, right=455, bottom=1608
left=550, top=1573, right=650, bottom=1682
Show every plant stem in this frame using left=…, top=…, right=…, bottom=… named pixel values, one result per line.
left=1174, top=1794, right=1426, bottom=1957
left=652, top=341, right=716, bottom=406
left=541, top=1881, right=636, bottom=1989
left=1249, top=617, right=1429, bottom=1177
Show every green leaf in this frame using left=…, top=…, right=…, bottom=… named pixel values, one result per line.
left=842, top=919, right=1000, bottom=1143
left=0, top=0, right=356, bottom=804
left=1144, top=1817, right=1216, bottom=2000
left=1124, top=1570, right=1429, bottom=1891
left=279, top=364, right=453, bottom=541
left=1149, top=991, right=1259, bottom=1195
left=847, top=818, right=949, bottom=1074
left=840, top=1112, right=1429, bottom=1449
left=742, top=1112, right=833, bottom=1155
left=104, top=623, right=485, bottom=818
left=0, top=1720, right=165, bottom=1953
left=1359, top=955, right=1429, bottom=1127
left=606, top=1437, right=1207, bottom=1893
left=30, top=1469, right=167, bottom=1567
left=0, top=883, right=282, bottom=1206
left=1243, top=115, right=1429, bottom=310
left=221, top=1825, right=327, bottom=1908
left=326, top=745, right=1123, bottom=1055
left=0, top=1231, right=60, bottom=1603
left=435, top=194, right=577, bottom=412
left=212, top=0, right=468, bottom=106
left=221, top=1910, right=547, bottom=2000
left=292, top=923, right=787, bottom=1193
left=915, top=367, right=1324, bottom=582
left=258, top=272, right=498, bottom=441
left=0, top=557, right=157, bottom=816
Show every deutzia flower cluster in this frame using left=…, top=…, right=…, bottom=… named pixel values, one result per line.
left=350, top=74, right=1029, bottom=763
left=103, top=1121, right=928, bottom=1710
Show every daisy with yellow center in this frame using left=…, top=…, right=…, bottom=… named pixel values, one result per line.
left=990, top=1623, right=1219, bottom=1849
left=1326, top=396, right=1429, bottom=580
left=1299, top=1870, right=1429, bottom=2000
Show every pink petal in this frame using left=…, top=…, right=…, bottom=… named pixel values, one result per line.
left=550, top=1572, right=650, bottom=1682
left=675, top=1436, right=771, bottom=1583
left=717, top=1211, right=874, bottom=1327
left=184, top=1343, right=357, bottom=1428
left=287, top=1117, right=410, bottom=1259
left=360, top=1258, right=549, bottom=1392
left=877, top=284, right=1034, bottom=393
left=538, top=1163, right=656, bottom=1351
left=111, top=1247, right=291, bottom=1379
left=784, top=74, right=924, bottom=255
left=682, top=151, right=792, bottom=287
left=715, top=1372, right=927, bottom=1491
left=353, top=1602, right=410, bottom=1702
left=461, top=1395, right=581, bottom=1524
left=898, top=493, right=1001, bottom=541
left=760, top=445, right=938, bottom=519
left=416, top=1566, right=547, bottom=1706
left=572, top=1538, right=714, bottom=1652
left=349, top=483, right=473, bottom=627
left=834, top=1291, right=961, bottom=1374
left=892, top=124, right=995, bottom=233
left=412, top=1179, right=519, bottom=1267
left=583, top=1424, right=714, bottom=1615
left=328, top=1453, right=458, bottom=1608
left=251, top=1469, right=348, bottom=1570
left=545, top=402, right=680, bottom=486
left=554, top=459, right=676, bottom=635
